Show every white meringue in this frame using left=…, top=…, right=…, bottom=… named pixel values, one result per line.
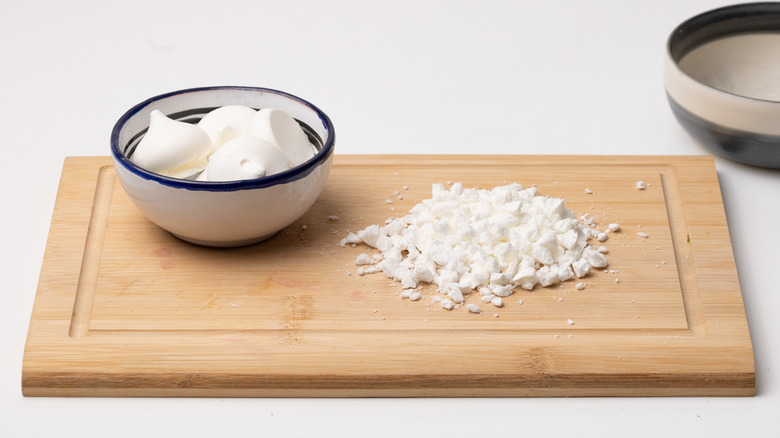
left=197, top=105, right=257, bottom=154
left=131, top=106, right=319, bottom=182
left=205, top=137, right=289, bottom=181
left=131, top=110, right=211, bottom=179
left=248, top=108, right=315, bottom=167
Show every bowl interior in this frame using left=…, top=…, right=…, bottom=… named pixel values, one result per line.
left=668, top=3, right=780, bottom=102
left=676, top=33, right=780, bottom=101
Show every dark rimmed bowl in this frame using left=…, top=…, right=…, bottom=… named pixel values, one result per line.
left=111, top=86, right=335, bottom=247
left=665, top=2, right=780, bottom=168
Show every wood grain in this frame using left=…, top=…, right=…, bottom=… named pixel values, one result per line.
left=22, top=155, right=754, bottom=397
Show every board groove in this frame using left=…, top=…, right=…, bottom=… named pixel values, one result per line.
left=70, top=165, right=115, bottom=339
left=658, top=165, right=705, bottom=334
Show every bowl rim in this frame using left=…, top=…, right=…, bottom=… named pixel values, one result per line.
left=666, top=2, right=780, bottom=105
left=110, top=86, right=335, bottom=192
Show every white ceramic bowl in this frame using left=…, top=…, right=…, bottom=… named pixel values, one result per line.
left=665, top=2, right=780, bottom=168
left=111, top=86, right=335, bottom=247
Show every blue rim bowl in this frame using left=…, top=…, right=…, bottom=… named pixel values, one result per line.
left=110, top=86, right=335, bottom=247
left=111, top=86, right=335, bottom=190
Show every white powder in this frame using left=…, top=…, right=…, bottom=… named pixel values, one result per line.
left=341, top=182, right=609, bottom=312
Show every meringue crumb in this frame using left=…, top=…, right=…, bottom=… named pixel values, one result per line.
left=567, top=318, right=574, bottom=325
left=385, top=199, right=393, bottom=204
left=327, top=215, right=339, bottom=221
left=636, top=181, right=646, bottom=190
left=638, top=231, right=649, bottom=238
left=585, top=188, right=593, bottom=194
left=355, top=253, right=372, bottom=265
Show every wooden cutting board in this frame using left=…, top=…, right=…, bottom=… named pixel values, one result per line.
left=22, top=155, right=754, bottom=397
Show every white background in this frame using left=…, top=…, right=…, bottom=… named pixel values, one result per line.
left=1, top=1, right=778, bottom=436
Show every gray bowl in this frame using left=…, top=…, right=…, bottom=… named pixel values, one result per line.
left=665, top=2, right=780, bottom=168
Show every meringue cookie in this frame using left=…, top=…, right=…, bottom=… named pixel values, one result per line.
left=197, top=105, right=257, bottom=154
left=131, top=110, right=211, bottom=179
left=205, top=136, right=289, bottom=181
left=248, top=108, right=315, bottom=167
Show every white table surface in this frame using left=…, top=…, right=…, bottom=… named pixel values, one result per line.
left=1, top=1, right=778, bottom=436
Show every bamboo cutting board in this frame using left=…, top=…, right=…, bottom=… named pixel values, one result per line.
left=23, top=155, right=754, bottom=397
